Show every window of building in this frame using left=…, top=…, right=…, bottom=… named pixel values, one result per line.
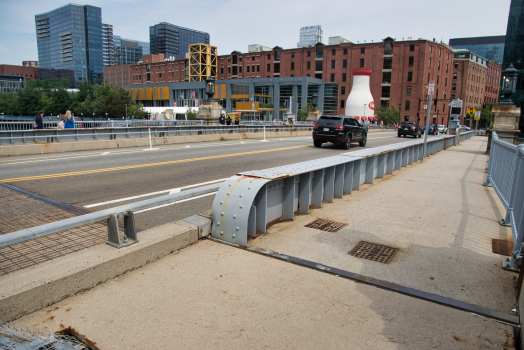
left=147, top=73, right=150, bottom=81
left=330, top=73, right=335, bottom=82
left=159, top=72, right=162, bottom=78
left=220, top=67, right=224, bottom=74
left=408, top=56, right=414, bottom=66
left=453, top=72, right=457, bottom=79
left=341, top=86, right=345, bottom=95
left=316, top=46, right=323, bottom=58
left=360, top=58, right=364, bottom=68
left=344, top=48, right=348, bottom=54
left=332, top=49, right=336, bottom=55
left=341, top=100, right=345, bottom=108
left=291, top=62, right=294, bottom=70
left=383, top=57, right=392, bottom=69
left=454, top=63, right=458, bottom=69
left=410, top=45, right=415, bottom=51
left=361, top=47, right=365, bottom=54
left=439, top=48, right=441, bottom=57
left=267, top=54, right=271, bottom=60
left=307, top=51, right=311, bottom=57
left=256, top=64, right=259, bottom=72
left=406, top=86, right=411, bottom=96
left=228, top=67, right=231, bottom=73
left=405, top=100, right=410, bottom=110
left=407, top=72, right=412, bottom=82
left=343, top=59, right=347, bottom=68
left=315, top=61, right=322, bottom=71
left=315, top=73, right=322, bottom=79
left=306, top=74, right=310, bottom=77
left=428, top=58, right=431, bottom=68
left=452, top=83, right=456, bottom=91
left=307, top=61, right=311, bottom=70
left=291, top=52, right=295, bottom=58
left=247, top=65, right=250, bottom=73
left=342, top=73, right=346, bottom=82
left=427, top=73, right=430, bottom=82
left=447, top=53, right=450, bottom=59
left=446, top=64, right=448, bottom=73
left=331, top=60, right=335, bottom=69
left=437, top=75, right=439, bottom=84
left=429, top=46, right=432, bottom=53
left=267, top=63, right=270, bottom=72
left=438, top=61, right=440, bottom=71
left=252, top=56, right=255, bottom=61
left=239, top=66, right=242, bottom=73
left=445, top=77, right=447, bottom=86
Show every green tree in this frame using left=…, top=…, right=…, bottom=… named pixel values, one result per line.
left=186, top=108, right=198, bottom=120
left=480, top=103, right=494, bottom=127
left=0, top=92, right=18, bottom=115
left=49, top=88, right=71, bottom=115
left=16, top=87, right=43, bottom=116
left=376, top=106, right=399, bottom=126
left=297, top=102, right=313, bottom=121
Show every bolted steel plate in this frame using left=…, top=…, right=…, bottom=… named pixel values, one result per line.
left=492, top=239, right=513, bottom=256
left=305, top=218, right=348, bottom=233
left=348, top=241, right=398, bottom=264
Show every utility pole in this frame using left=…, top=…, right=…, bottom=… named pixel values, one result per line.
left=422, top=80, right=435, bottom=163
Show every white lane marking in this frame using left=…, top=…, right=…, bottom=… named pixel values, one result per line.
left=134, top=192, right=217, bottom=214
left=83, top=178, right=227, bottom=208
left=101, top=152, right=111, bottom=155
left=186, top=145, right=190, bottom=148
left=143, top=148, right=160, bottom=151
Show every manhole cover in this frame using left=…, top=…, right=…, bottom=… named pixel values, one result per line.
left=305, top=218, right=348, bottom=232
left=492, top=239, right=513, bottom=256
left=348, top=241, right=399, bottom=264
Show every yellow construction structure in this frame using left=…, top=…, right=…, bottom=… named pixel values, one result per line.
left=189, top=43, right=217, bottom=82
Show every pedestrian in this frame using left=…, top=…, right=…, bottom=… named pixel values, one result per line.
left=234, top=117, right=240, bottom=126
left=63, top=110, right=75, bottom=129
left=34, top=110, right=44, bottom=129
left=226, top=116, right=232, bottom=125
left=219, top=113, right=225, bottom=125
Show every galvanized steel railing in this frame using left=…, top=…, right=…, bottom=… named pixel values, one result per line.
left=0, top=125, right=314, bottom=145
left=484, top=131, right=524, bottom=270
left=0, top=183, right=222, bottom=249
left=211, top=132, right=473, bottom=246
left=0, top=120, right=204, bottom=131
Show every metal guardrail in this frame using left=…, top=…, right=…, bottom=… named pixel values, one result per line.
left=0, top=125, right=314, bottom=145
left=0, top=120, right=204, bottom=131
left=211, top=132, right=474, bottom=246
left=0, top=183, right=222, bottom=249
left=484, top=131, right=524, bottom=271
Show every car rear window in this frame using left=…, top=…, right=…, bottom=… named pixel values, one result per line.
left=401, top=122, right=415, bottom=126
left=317, top=116, right=342, bottom=126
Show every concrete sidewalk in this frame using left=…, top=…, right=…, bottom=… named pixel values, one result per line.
left=7, top=136, right=519, bottom=349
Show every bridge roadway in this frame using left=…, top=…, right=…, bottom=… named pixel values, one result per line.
left=0, top=132, right=430, bottom=230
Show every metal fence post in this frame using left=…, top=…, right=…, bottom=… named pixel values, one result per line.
left=483, top=132, right=497, bottom=187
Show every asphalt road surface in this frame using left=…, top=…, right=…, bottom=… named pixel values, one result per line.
left=0, top=132, right=430, bottom=230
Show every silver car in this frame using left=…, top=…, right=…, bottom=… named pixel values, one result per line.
left=437, top=125, right=447, bottom=134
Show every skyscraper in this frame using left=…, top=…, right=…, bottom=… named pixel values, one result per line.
left=449, top=36, right=505, bottom=63
left=102, top=23, right=114, bottom=67
left=113, top=36, right=150, bottom=66
left=298, top=25, right=323, bottom=47
left=149, top=22, right=209, bottom=60
left=35, top=4, right=104, bottom=86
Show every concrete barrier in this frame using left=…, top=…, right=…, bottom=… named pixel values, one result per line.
left=0, top=220, right=199, bottom=322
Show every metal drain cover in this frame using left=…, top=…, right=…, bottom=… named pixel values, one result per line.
left=492, top=239, right=513, bottom=256
left=348, top=241, right=398, bottom=264
left=305, top=218, right=348, bottom=232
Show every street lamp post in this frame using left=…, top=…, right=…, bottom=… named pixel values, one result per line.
left=500, top=63, right=518, bottom=105
left=93, top=112, right=95, bottom=119
left=80, top=113, right=83, bottom=121
left=125, top=104, right=128, bottom=119
left=398, top=103, right=401, bottom=125
left=205, top=76, right=216, bottom=102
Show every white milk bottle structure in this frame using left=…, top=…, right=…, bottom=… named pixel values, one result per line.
left=345, top=68, right=375, bottom=120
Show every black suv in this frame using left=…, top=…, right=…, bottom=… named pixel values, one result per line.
left=313, top=116, right=367, bottom=149
left=398, top=121, right=422, bottom=138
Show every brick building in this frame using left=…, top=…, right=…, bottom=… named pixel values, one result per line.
left=0, top=65, right=39, bottom=80
left=485, top=61, right=501, bottom=105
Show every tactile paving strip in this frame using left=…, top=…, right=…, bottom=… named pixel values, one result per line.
left=348, top=241, right=398, bottom=264
left=305, top=218, right=348, bottom=233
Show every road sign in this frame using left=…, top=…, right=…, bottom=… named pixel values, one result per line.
left=423, top=105, right=427, bottom=110
left=428, top=81, right=435, bottom=96
left=474, top=111, right=481, bottom=120
left=450, top=99, right=463, bottom=108
left=450, top=99, right=463, bottom=116
left=467, top=107, right=477, bottom=117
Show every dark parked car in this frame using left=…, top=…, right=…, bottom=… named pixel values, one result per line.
left=398, top=121, right=422, bottom=138
left=313, top=116, right=367, bottom=149
left=421, top=124, right=438, bottom=135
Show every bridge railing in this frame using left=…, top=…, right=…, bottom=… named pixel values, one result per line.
left=484, top=131, right=524, bottom=270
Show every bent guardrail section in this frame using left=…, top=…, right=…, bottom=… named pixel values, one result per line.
left=211, top=132, right=474, bottom=246
left=485, top=132, right=524, bottom=270
left=0, top=183, right=222, bottom=249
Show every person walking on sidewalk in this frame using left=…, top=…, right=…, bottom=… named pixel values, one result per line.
left=34, top=111, right=44, bottom=129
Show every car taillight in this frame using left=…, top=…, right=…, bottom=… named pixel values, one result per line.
left=334, top=126, right=344, bottom=130
left=412, top=127, right=416, bottom=130
left=314, top=124, right=319, bottom=128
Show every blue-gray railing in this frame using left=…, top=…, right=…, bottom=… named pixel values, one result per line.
left=211, top=132, right=474, bottom=246
left=484, top=131, right=524, bottom=271
left=0, top=125, right=314, bottom=145
left=0, top=120, right=204, bottom=131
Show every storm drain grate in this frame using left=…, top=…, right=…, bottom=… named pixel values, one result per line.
left=305, top=218, right=348, bottom=233
left=492, top=239, right=513, bottom=256
left=348, top=241, right=399, bottom=264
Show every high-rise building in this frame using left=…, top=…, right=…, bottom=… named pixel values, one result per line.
left=503, top=0, right=524, bottom=139
left=298, top=26, right=323, bottom=47
left=149, top=22, right=210, bottom=60
left=35, top=4, right=104, bottom=86
left=102, top=23, right=114, bottom=67
left=113, top=36, right=149, bottom=66
left=449, top=36, right=505, bottom=64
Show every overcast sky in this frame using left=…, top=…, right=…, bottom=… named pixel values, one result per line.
left=0, top=0, right=511, bottom=65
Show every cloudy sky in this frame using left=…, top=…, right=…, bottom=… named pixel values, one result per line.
left=0, top=0, right=511, bottom=65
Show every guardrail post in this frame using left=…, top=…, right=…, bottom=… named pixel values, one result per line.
left=312, top=169, right=324, bottom=207
left=483, top=132, right=496, bottom=187
left=283, top=177, right=296, bottom=219
left=394, top=150, right=402, bottom=170
left=334, top=164, right=345, bottom=198
left=324, top=166, right=335, bottom=202
left=299, top=172, right=312, bottom=214
left=106, top=213, right=138, bottom=248
left=365, top=156, right=376, bottom=184
left=124, top=210, right=138, bottom=242
left=106, top=214, right=121, bottom=247
left=343, top=162, right=354, bottom=194
left=377, top=153, right=386, bottom=178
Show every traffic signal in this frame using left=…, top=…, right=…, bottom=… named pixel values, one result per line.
left=483, top=102, right=486, bottom=108
left=417, top=111, right=420, bottom=117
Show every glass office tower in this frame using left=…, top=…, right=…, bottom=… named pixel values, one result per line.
left=449, top=36, right=505, bottom=64
left=102, top=23, right=114, bottom=67
left=149, top=22, right=209, bottom=60
left=503, top=0, right=524, bottom=139
left=113, top=36, right=149, bottom=66
left=35, top=4, right=103, bottom=86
